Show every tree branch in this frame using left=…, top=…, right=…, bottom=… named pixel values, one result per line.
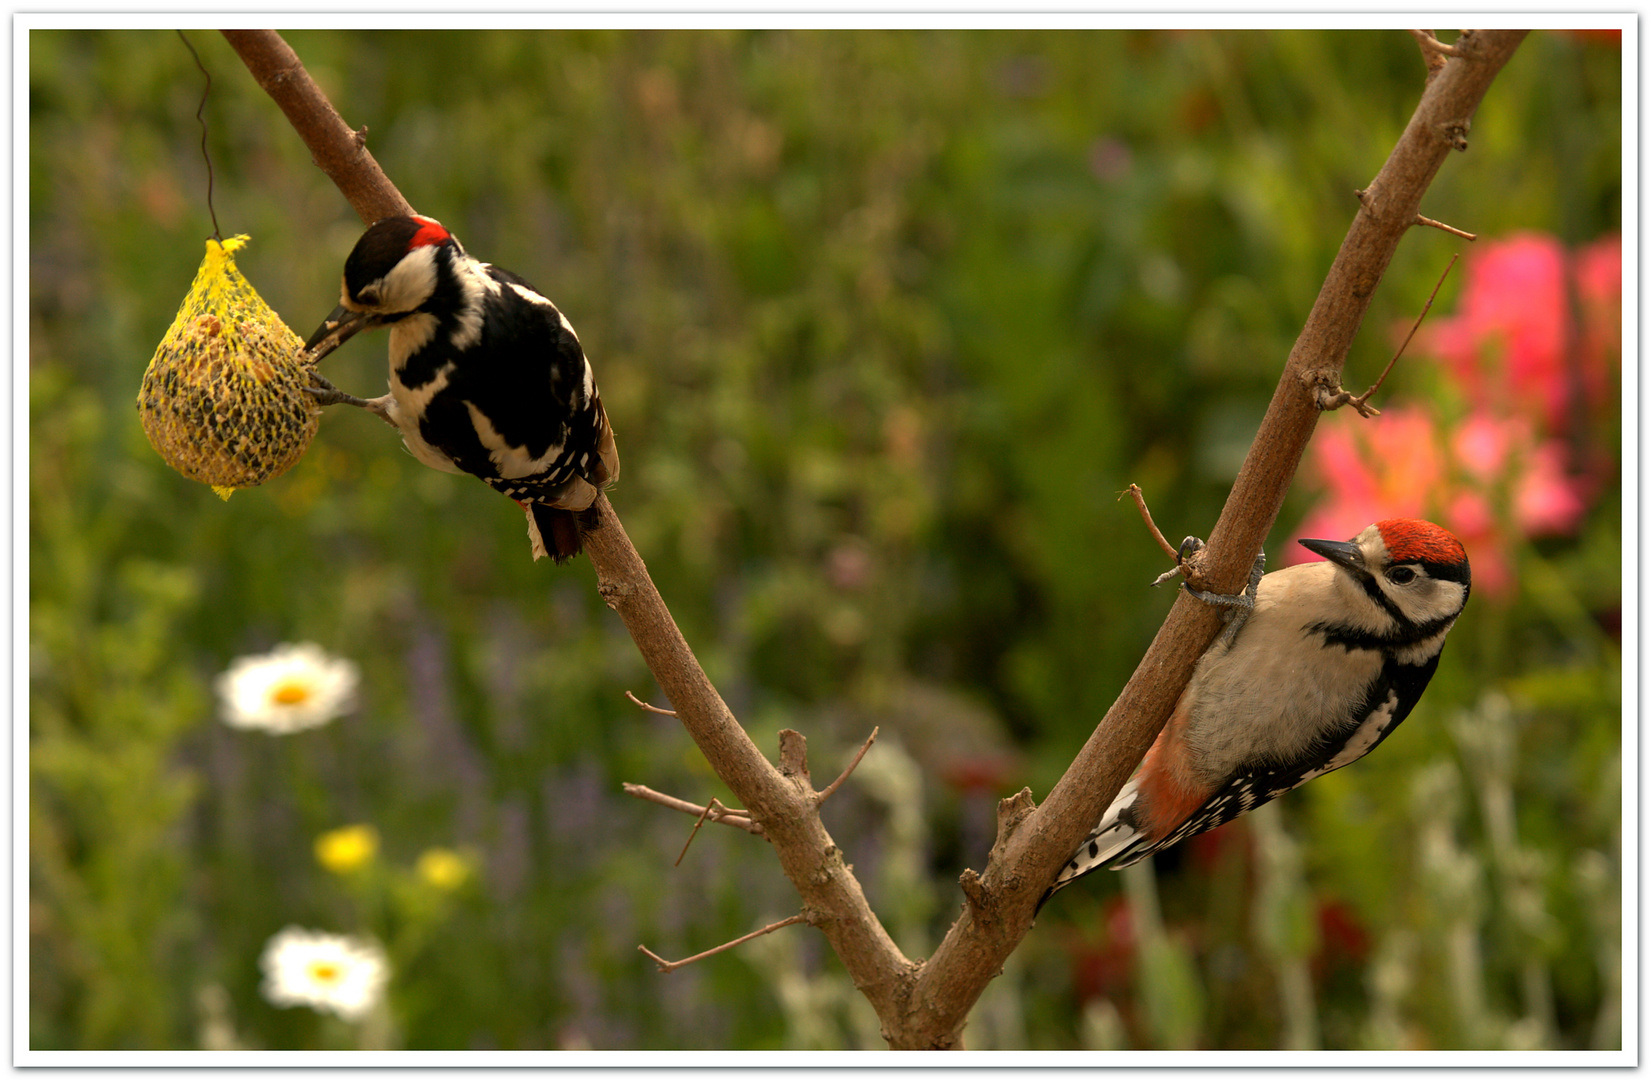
left=580, top=500, right=919, bottom=1011
left=219, top=31, right=412, bottom=223
left=227, top=26, right=919, bottom=1035
left=227, top=27, right=1527, bottom=1050
left=896, top=28, right=1528, bottom=1048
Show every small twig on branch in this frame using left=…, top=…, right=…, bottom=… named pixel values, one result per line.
left=625, top=689, right=678, bottom=717
left=705, top=798, right=751, bottom=823
left=675, top=799, right=719, bottom=866
left=1410, top=30, right=1460, bottom=83
left=1124, top=485, right=1207, bottom=590
left=1415, top=214, right=1476, bottom=240
left=621, top=783, right=762, bottom=836
left=1410, top=29, right=1465, bottom=58
left=639, top=913, right=809, bottom=973
left=815, top=727, right=879, bottom=806
left=1121, top=484, right=1181, bottom=564
left=1318, top=253, right=1460, bottom=417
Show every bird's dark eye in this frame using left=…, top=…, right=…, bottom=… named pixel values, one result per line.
left=1388, top=566, right=1417, bottom=585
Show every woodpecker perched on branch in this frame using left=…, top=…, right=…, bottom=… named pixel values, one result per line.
left=1043, top=518, right=1470, bottom=903
left=303, top=215, right=618, bottom=562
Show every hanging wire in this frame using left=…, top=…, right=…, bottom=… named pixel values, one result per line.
left=176, top=29, right=222, bottom=241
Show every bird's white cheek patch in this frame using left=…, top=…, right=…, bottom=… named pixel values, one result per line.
left=378, top=244, right=439, bottom=311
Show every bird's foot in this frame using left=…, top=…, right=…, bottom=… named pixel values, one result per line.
left=305, top=377, right=394, bottom=423
left=305, top=374, right=373, bottom=409
left=1181, top=542, right=1265, bottom=645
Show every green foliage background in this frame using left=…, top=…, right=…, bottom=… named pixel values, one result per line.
left=29, top=28, right=1622, bottom=1050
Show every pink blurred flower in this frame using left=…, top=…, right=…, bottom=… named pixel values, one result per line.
left=1514, top=439, right=1589, bottom=536
left=1443, top=489, right=1512, bottom=596
left=1289, top=407, right=1590, bottom=599
left=1419, top=232, right=1621, bottom=435
left=1422, top=234, right=1564, bottom=426
left=1294, top=230, right=1617, bottom=599
left=1450, top=412, right=1586, bottom=535
left=1575, top=234, right=1622, bottom=314
left=1574, top=233, right=1623, bottom=423
left=1288, top=405, right=1440, bottom=556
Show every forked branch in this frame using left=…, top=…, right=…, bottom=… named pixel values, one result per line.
left=226, top=27, right=1528, bottom=1050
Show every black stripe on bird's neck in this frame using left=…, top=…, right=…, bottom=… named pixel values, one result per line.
left=419, top=248, right=472, bottom=327
left=1307, top=612, right=1459, bottom=654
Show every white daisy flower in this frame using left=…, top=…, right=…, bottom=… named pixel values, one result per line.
left=216, top=643, right=359, bottom=734
left=259, top=926, right=388, bottom=1021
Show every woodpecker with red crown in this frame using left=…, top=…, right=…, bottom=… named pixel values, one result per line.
left=1042, top=518, right=1470, bottom=905
left=303, top=215, right=618, bottom=562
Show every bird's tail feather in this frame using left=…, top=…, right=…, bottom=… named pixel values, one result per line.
left=527, top=503, right=600, bottom=563
left=1036, top=777, right=1149, bottom=911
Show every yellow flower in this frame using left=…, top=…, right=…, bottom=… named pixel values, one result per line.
left=415, top=847, right=472, bottom=891
left=315, top=824, right=379, bottom=875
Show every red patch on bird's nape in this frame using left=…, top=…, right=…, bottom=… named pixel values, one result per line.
left=1375, top=518, right=1465, bottom=566
left=407, top=215, right=450, bottom=250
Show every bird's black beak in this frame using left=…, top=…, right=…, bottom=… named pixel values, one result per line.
left=1298, top=536, right=1365, bottom=575
left=303, top=305, right=375, bottom=362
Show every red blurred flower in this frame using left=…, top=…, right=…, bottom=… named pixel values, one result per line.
left=1554, top=28, right=1622, bottom=46
left=1187, top=815, right=1249, bottom=873
left=939, top=754, right=1019, bottom=795
left=1312, top=899, right=1371, bottom=982
left=1070, top=895, right=1137, bottom=1002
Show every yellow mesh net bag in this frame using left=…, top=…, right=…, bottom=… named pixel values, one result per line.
left=138, top=235, right=319, bottom=500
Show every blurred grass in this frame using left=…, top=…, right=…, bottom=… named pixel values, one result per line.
left=29, top=28, right=1621, bottom=1050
